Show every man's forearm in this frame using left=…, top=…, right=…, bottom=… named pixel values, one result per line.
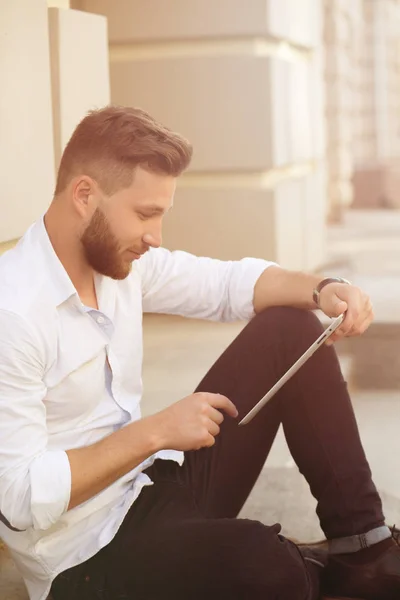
left=253, top=266, right=322, bottom=313
left=66, top=414, right=163, bottom=510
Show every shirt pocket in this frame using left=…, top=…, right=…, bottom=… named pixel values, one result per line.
left=44, top=349, right=108, bottom=428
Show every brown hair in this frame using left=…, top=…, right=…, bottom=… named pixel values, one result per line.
left=55, top=105, right=193, bottom=195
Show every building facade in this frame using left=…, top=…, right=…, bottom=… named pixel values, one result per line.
left=1, top=0, right=400, bottom=270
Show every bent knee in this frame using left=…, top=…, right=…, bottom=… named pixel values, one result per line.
left=251, top=306, right=323, bottom=342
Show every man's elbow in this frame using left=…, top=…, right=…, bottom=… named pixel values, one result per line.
left=0, top=451, right=71, bottom=532
left=0, top=499, right=64, bottom=532
left=0, top=504, right=33, bottom=532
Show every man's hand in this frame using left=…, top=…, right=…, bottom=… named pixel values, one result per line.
left=67, top=392, right=237, bottom=510
left=153, top=392, right=238, bottom=451
left=318, top=282, right=374, bottom=345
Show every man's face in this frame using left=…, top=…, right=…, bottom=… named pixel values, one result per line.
left=81, top=167, right=175, bottom=280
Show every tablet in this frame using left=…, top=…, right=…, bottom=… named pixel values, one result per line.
left=238, top=313, right=345, bottom=426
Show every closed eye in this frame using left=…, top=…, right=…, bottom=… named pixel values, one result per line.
left=137, top=210, right=167, bottom=221
left=137, top=212, right=151, bottom=221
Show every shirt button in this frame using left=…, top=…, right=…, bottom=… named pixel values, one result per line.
left=97, top=316, right=105, bottom=324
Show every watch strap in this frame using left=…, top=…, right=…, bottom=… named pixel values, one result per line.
left=313, top=277, right=351, bottom=307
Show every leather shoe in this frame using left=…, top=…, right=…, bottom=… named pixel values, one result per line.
left=322, top=527, right=400, bottom=600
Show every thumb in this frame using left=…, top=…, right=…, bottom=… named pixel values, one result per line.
left=332, top=296, right=348, bottom=316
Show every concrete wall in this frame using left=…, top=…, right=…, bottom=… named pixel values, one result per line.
left=0, top=0, right=55, bottom=246
left=48, top=7, right=110, bottom=169
left=76, top=0, right=328, bottom=271
left=0, top=0, right=110, bottom=253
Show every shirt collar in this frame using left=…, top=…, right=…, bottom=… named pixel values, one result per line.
left=31, top=216, right=80, bottom=309
left=31, top=216, right=117, bottom=319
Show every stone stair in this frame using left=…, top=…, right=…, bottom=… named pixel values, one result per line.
left=321, top=209, right=400, bottom=390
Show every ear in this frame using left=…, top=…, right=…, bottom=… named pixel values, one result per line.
left=71, top=176, right=98, bottom=218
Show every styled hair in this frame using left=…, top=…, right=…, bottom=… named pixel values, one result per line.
left=55, top=105, right=193, bottom=195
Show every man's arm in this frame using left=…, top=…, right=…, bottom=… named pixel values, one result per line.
left=136, top=248, right=372, bottom=339
left=67, top=392, right=237, bottom=509
left=66, top=416, right=161, bottom=510
left=0, top=311, right=236, bottom=527
left=137, top=247, right=275, bottom=322
left=253, top=267, right=323, bottom=312
left=253, top=266, right=373, bottom=341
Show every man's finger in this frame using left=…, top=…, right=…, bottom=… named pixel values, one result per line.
left=346, top=296, right=373, bottom=335
left=204, top=433, right=216, bottom=448
left=207, top=419, right=221, bottom=438
left=339, top=306, right=359, bottom=335
left=348, top=310, right=374, bottom=337
left=207, top=393, right=238, bottom=418
left=326, top=330, right=343, bottom=346
left=208, top=406, right=225, bottom=425
left=333, top=299, right=348, bottom=317
left=357, top=313, right=373, bottom=335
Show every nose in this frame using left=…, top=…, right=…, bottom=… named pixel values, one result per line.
left=142, top=230, right=162, bottom=249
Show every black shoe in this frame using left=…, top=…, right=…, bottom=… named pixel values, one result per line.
left=322, top=526, right=400, bottom=600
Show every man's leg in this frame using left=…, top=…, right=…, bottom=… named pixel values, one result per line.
left=104, top=307, right=330, bottom=600
left=106, top=462, right=318, bottom=600
left=52, top=473, right=317, bottom=600
left=182, top=306, right=400, bottom=599
left=51, top=416, right=317, bottom=600
left=184, top=306, right=384, bottom=538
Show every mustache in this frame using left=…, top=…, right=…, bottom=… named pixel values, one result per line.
left=127, top=246, right=149, bottom=256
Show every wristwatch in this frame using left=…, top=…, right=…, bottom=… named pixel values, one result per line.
left=312, top=277, right=351, bottom=308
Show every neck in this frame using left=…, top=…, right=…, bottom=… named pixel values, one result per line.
left=44, top=201, right=98, bottom=307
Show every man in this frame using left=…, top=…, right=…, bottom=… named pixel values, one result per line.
left=0, top=106, right=398, bottom=600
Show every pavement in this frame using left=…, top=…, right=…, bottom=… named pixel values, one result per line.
left=1, top=209, right=400, bottom=598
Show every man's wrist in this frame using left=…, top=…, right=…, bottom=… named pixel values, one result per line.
left=313, top=277, right=351, bottom=308
left=140, top=412, right=168, bottom=454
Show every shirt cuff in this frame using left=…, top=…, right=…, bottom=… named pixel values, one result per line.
left=30, top=450, right=71, bottom=530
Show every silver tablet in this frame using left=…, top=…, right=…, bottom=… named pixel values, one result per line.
left=238, top=313, right=345, bottom=426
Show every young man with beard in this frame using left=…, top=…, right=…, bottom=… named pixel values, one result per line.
left=0, top=106, right=398, bottom=600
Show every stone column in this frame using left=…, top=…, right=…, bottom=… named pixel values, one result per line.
left=324, top=0, right=365, bottom=222
left=48, top=6, right=110, bottom=169
left=352, top=0, right=400, bottom=210
left=0, top=0, right=55, bottom=248
left=372, top=0, right=400, bottom=164
left=75, top=0, right=328, bottom=271
left=353, top=0, right=377, bottom=167
left=0, top=0, right=110, bottom=254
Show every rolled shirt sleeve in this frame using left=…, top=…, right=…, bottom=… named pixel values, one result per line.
left=138, top=248, right=277, bottom=321
left=0, top=310, right=71, bottom=531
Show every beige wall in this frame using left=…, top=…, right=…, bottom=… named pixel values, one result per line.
left=0, top=0, right=55, bottom=246
left=48, top=7, right=110, bottom=169
left=0, top=0, right=110, bottom=254
left=77, top=0, right=327, bottom=271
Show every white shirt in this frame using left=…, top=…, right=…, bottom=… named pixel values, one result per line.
left=0, top=217, right=274, bottom=600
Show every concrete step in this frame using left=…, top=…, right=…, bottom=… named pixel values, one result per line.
left=320, top=214, right=400, bottom=391
left=0, top=542, right=28, bottom=599
left=337, top=322, right=400, bottom=390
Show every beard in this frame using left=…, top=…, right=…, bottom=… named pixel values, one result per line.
left=81, top=208, right=132, bottom=280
